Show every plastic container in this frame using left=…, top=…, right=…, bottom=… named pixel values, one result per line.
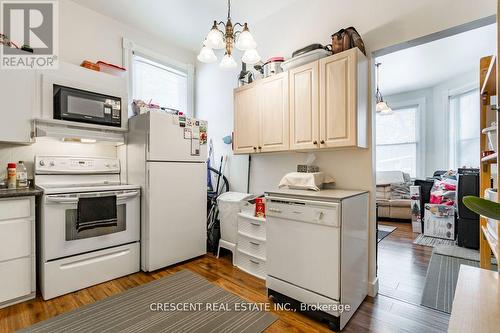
left=281, top=49, right=332, bottom=72
left=7, top=163, right=16, bottom=189
left=16, top=161, right=28, bottom=188
left=96, top=61, right=127, bottom=77
left=482, top=125, right=497, bottom=152
left=217, top=192, right=254, bottom=244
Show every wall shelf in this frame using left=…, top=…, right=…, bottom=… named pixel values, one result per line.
left=481, top=153, right=497, bottom=164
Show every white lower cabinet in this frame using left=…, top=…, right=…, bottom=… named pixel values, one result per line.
left=0, top=197, right=36, bottom=308
left=236, top=213, right=266, bottom=279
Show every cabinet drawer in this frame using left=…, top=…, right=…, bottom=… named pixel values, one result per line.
left=237, top=213, right=266, bottom=240
left=0, top=198, right=31, bottom=221
left=0, top=219, right=31, bottom=261
left=236, top=250, right=266, bottom=279
left=237, top=232, right=266, bottom=260
left=0, top=257, right=32, bottom=304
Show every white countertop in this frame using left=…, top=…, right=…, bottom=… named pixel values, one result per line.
left=265, top=188, right=368, bottom=201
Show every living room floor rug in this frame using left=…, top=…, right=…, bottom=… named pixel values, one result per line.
left=19, top=270, right=277, bottom=333
left=413, top=234, right=455, bottom=247
left=377, top=225, right=397, bottom=242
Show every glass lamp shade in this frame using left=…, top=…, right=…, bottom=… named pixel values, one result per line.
left=241, top=48, right=261, bottom=65
left=219, top=53, right=238, bottom=70
left=376, top=101, right=393, bottom=115
left=204, top=28, right=225, bottom=49
left=197, top=46, right=217, bottom=63
left=235, top=29, right=257, bottom=51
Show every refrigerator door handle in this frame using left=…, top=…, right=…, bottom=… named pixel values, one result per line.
left=147, top=132, right=150, bottom=153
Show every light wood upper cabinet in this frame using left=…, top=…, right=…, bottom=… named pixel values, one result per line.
left=319, top=48, right=367, bottom=148
left=234, top=84, right=260, bottom=154
left=233, top=48, right=368, bottom=154
left=259, top=73, right=289, bottom=152
left=289, top=62, right=319, bottom=150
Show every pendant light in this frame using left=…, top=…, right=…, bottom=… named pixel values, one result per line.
left=375, top=63, right=393, bottom=115
left=197, top=0, right=260, bottom=68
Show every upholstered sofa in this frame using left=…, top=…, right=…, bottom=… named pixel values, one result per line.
left=376, top=171, right=412, bottom=220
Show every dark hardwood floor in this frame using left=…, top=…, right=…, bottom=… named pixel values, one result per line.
left=0, top=226, right=449, bottom=333
left=377, top=221, right=435, bottom=305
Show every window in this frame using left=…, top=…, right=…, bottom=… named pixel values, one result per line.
left=132, top=54, right=188, bottom=115
left=448, top=89, right=480, bottom=169
left=376, top=106, right=419, bottom=177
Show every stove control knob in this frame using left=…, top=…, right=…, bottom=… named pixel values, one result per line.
left=39, top=160, right=45, bottom=166
left=105, top=163, right=110, bottom=168
left=49, top=161, right=55, bottom=167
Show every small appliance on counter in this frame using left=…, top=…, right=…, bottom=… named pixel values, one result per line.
left=262, top=57, right=284, bottom=78
left=281, top=44, right=332, bottom=72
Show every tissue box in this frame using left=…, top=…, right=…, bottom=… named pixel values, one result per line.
left=424, top=204, right=455, bottom=240
left=297, top=165, right=319, bottom=173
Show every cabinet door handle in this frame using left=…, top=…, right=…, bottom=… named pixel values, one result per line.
left=313, top=140, right=318, bottom=145
left=320, top=140, right=325, bottom=144
left=253, top=146, right=257, bottom=150
left=258, top=146, right=262, bottom=150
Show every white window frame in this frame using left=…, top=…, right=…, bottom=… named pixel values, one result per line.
left=446, top=83, right=480, bottom=170
left=376, top=97, right=425, bottom=178
left=122, top=38, right=195, bottom=117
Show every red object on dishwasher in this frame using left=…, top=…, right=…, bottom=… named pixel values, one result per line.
left=255, top=198, right=265, bottom=218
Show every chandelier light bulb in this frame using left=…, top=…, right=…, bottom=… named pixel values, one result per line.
left=241, top=48, right=261, bottom=65
left=205, top=26, right=225, bottom=49
left=235, top=25, right=257, bottom=51
left=219, top=53, right=238, bottom=70
left=197, top=46, right=217, bottom=63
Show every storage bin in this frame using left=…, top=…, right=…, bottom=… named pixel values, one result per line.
left=236, top=249, right=266, bottom=279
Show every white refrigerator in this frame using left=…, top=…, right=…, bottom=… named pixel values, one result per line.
left=127, top=112, right=208, bottom=271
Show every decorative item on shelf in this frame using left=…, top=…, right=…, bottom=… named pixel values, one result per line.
left=375, top=62, right=393, bottom=115
left=80, top=60, right=100, bottom=71
left=197, top=0, right=260, bottom=70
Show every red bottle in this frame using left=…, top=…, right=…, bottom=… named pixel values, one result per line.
left=255, top=198, right=265, bottom=218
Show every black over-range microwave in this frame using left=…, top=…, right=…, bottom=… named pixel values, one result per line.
left=53, top=85, right=122, bottom=127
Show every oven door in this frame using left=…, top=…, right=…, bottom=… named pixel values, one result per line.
left=41, top=190, right=140, bottom=261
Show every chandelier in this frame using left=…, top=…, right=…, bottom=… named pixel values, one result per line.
left=197, top=0, right=260, bottom=69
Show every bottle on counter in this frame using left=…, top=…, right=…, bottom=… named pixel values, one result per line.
left=7, top=163, right=16, bottom=189
left=16, top=161, right=28, bottom=188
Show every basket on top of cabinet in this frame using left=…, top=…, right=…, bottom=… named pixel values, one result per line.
left=233, top=48, right=368, bottom=154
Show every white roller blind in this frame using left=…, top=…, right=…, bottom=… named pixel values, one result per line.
left=132, top=54, right=188, bottom=114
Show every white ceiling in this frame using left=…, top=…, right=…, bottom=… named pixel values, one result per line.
left=72, top=0, right=298, bottom=52
left=376, top=24, right=496, bottom=96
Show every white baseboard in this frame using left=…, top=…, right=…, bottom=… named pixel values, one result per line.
left=368, top=277, right=379, bottom=297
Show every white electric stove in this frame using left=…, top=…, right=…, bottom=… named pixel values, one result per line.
left=35, top=156, right=141, bottom=300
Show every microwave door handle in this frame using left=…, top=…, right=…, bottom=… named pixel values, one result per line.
left=116, top=191, right=139, bottom=200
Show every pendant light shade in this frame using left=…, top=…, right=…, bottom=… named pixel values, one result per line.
left=219, top=53, right=238, bottom=69
left=241, top=48, right=261, bottom=64
left=197, top=46, right=217, bottom=63
left=375, top=63, right=393, bottom=115
left=205, top=26, right=225, bottom=49
left=235, top=25, right=257, bottom=51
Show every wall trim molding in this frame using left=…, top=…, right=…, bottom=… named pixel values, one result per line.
left=368, top=277, right=379, bottom=297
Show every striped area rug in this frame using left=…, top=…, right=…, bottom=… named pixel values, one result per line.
left=413, top=234, right=456, bottom=247
left=420, top=253, right=479, bottom=313
left=20, top=270, right=277, bottom=333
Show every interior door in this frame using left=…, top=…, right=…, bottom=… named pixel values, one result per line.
left=289, top=61, right=319, bottom=150
left=234, top=84, right=260, bottom=154
left=145, top=162, right=206, bottom=271
left=319, top=50, right=357, bottom=148
left=259, top=73, right=289, bottom=152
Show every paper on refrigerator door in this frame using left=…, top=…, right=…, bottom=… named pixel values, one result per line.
left=191, top=138, right=200, bottom=156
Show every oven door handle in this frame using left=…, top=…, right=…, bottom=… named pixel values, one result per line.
left=46, top=196, right=79, bottom=204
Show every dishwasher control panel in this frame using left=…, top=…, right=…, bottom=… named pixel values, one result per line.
left=266, top=197, right=340, bottom=227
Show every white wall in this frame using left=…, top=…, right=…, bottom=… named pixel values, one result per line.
left=384, top=70, right=479, bottom=177
left=0, top=0, right=195, bottom=180
left=195, top=0, right=495, bottom=295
